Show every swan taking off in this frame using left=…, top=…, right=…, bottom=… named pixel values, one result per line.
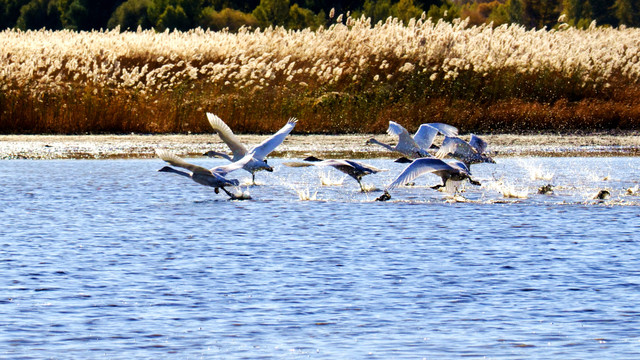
left=366, top=121, right=458, bottom=159
left=204, top=113, right=298, bottom=184
left=436, top=134, right=495, bottom=168
left=376, top=158, right=481, bottom=201
left=156, top=149, right=250, bottom=199
left=284, top=156, right=388, bottom=192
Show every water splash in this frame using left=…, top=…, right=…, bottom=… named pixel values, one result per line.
left=320, top=171, right=345, bottom=186
left=518, top=158, right=554, bottom=181
left=485, top=178, right=529, bottom=199
left=230, top=187, right=252, bottom=200
left=295, top=187, right=318, bottom=201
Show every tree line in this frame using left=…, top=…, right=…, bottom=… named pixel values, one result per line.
left=0, top=0, right=638, bottom=32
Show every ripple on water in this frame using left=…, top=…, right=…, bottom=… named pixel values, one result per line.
left=0, top=157, right=640, bottom=358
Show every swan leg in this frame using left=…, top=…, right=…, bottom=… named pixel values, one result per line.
left=469, top=179, right=482, bottom=186
left=251, top=173, right=256, bottom=185
left=358, top=179, right=365, bottom=192
left=219, top=186, right=237, bottom=199
left=431, top=184, right=444, bottom=190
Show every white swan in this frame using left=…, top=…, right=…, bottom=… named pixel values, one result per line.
left=156, top=149, right=250, bottom=199
left=376, top=158, right=481, bottom=201
left=204, top=113, right=298, bottom=184
left=284, top=156, right=388, bottom=192
left=366, top=121, right=458, bottom=159
left=435, top=134, right=495, bottom=168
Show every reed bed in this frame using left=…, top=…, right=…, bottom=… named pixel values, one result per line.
left=1, top=16, right=639, bottom=134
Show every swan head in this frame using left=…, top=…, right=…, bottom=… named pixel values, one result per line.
left=394, top=157, right=413, bottom=164
left=303, top=156, right=323, bottom=162
left=158, top=166, right=175, bottom=173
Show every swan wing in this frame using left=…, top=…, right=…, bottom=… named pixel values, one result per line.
left=387, top=158, right=453, bottom=190
left=387, top=121, right=422, bottom=155
left=448, top=160, right=471, bottom=175
left=436, top=136, right=475, bottom=159
left=413, top=124, right=439, bottom=149
left=156, top=149, right=211, bottom=175
left=428, top=123, right=458, bottom=137
left=469, top=134, right=488, bottom=154
left=344, top=160, right=387, bottom=173
left=206, top=113, right=249, bottom=159
left=210, top=153, right=253, bottom=176
left=250, top=117, right=298, bottom=160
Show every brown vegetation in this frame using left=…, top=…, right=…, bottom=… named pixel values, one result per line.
left=1, top=17, right=639, bottom=135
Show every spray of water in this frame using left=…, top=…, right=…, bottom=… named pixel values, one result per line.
left=319, top=171, right=345, bottom=186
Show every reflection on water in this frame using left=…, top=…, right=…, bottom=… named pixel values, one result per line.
left=1, top=157, right=640, bottom=359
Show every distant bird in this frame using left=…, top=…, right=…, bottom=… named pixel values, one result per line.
left=435, top=134, right=495, bottom=168
left=376, top=158, right=481, bottom=201
left=204, top=113, right=297, bottom=184
left=284, top=156, right=388, bottom=192
left=156, top=149, right=250, bottom=199
left=595, top=189, right=611, bottom=200
left=366, top=121, right=458, bottom=159
left=538, top=184, right=554, bottom=195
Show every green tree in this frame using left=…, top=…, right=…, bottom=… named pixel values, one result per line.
left=15, top=0, right=61, bottom=29
left=361, top=0, right=392, bottom=23
left=589, top=0, right=616, bottom=26
left=148, top=0, right=203, bottom=30
left=426, top=0, right=460, bottom=22
left=391, top=0, right=422, bottom=24
left=288, top=3, right=323, bottom=29
left=522, top=0, right=561, bottom=28
left=157, top=4, right=189, bottom=30
left=252, top=0, right=289, bottom=26
left=612, top=0, right=638, bottom=26
left=108, top=0, right=153, bottom=30
left=1, top=0, right=29, bottom=29
left=561, top=0, right=592, bottom=27
left=198, top=6, right=258, bottom=30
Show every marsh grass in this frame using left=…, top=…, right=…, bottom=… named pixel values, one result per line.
left=1, top=17, right=639, bottom=134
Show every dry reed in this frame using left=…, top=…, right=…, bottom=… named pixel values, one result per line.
left=1, top=16, right=639, bottom=134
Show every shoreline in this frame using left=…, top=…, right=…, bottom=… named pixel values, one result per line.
left=0, top=133, right=639, bottom=160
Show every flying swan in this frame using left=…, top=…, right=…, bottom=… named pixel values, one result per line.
left=366, top=121, right=458, bottom=159
left=204, top=113, right=298, bottom=184
left=284, top=156, right=388, bottom=192
left=376, top=157, right=481, bottom=201
left=156, top=149, right=251, bottom=199
left=435, top=134, right=495, bottom=168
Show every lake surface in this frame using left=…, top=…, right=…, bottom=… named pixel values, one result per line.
left=2, top=157, right=640, bottom=359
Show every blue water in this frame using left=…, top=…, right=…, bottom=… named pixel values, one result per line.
left=2, top=157, right=640, bottom=359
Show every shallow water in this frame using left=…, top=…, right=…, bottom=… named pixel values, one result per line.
left=2, top=157, right=640, bottom=359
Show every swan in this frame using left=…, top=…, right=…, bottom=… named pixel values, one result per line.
left=284, top=156, right=388, bottom=192
left=435, top=134, right=495, bottom=168
left=375, top=158, right=481, bottom=201
left=366, top=121, right=458, bottom=159
left=156, top=149, right=250, bottom=199
left=204, top=113, right=298, bottom=184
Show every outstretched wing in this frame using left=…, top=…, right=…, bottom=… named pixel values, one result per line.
left=250, top=117, right=298, bottom=160
left=206, top=113, right=249, bottom=159
left=386, top=158, right=454, bottom=190
left=210, top=153, right=253, bottom=176
left=387, top=121, right=422, bottom=155
left=344, top=160, right=387, bottom=173
left=469, top=134, right=488, bottom=154
left=156, top=149, right=211, bottom=175
left=413, top=124, right=439, bottom=150
left=413, top=123, right=459, bottom=150
left=435, top=136, right=475, bottom=159
left=428, top=123, right=458, bottom=137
